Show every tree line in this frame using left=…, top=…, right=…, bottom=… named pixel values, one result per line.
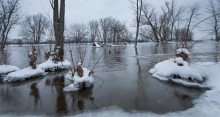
left=131, top=0, right=220, bottom=47
left=1, top=0, right=220, bottom=50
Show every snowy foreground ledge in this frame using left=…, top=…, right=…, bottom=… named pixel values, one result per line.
left=38, top=58, right=71, bottom=72
left=4, top=66, right=44, bottom=82
left=0, top=65, right=20, bottom=75
left=150, top=57, right=209, bottom=89
left=64, top=66, right=94, bottom=92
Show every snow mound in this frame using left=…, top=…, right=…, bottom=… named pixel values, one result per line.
left=176, top=48, right=190, bottom=55
left=64, top=67, right=94, bottom=92
left=0, top=65, right=20, bottom=75
left=38, top=58, right=71, bottom=72
left=4, top=67, right=44, bottom=82
left=150, top=57, right=208, bottom=88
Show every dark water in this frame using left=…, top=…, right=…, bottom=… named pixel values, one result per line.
left=0, top=42, right=219, bottom=116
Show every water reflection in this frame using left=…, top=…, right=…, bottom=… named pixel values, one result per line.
left=64, top=85, right=95, bottom=114
left=52, top=76, right=68, bottom=114
left=30, top=83, right=40, bottom=110
left=134, top=47, right=145, bottom=108
left=0, top=86, right=12, bottom=103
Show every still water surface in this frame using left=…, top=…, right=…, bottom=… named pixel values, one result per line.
left=0, top=42, right=219, bottom=116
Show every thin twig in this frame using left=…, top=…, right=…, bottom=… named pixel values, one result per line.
left=93, top=76, right=104, bottom=92
left=90, top=50, right=106, bottom=71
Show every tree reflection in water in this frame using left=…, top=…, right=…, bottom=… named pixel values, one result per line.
left=45, top=75, right=95, bottom=114
left=30, top=83, right=40, bottom=110
left=69, top=85, right=94, bottom=112
left=52, top=76, right=68, bottom=114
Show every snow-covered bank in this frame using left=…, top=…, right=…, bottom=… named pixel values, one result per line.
left=0, top=65, right=20, bottom=75
left=38, top=58, right=71, bottom=72
left=4, top=67, right=44, bottom=82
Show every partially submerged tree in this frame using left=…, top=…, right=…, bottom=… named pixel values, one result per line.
left=141, top=3, right=159, bottom=42
left=0, top=0, right=20, bottom=50
left=139, top=0, right=199, bottom=45
left=49, top=0, right=65, bottom=62
left=20, top=13, right=50, bottom=44
left=129, top=0, right=143, bottom=46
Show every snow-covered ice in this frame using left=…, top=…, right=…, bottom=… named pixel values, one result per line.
left=4, top=66, right=44, bottom=82
left=38, top=58, right=71, bottom=72
left=0, top=65, right=20, bottom=75
left=64, top=66, right=94, bottom=92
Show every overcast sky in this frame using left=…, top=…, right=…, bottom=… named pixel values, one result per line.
left=11, top=0, right=207, bottom=39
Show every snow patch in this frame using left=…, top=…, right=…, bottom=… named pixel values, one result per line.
left=38, top=58, right=71, bottom=72
left=0, top=65, right=20, bottom=75
left=4, top=66, right=44, bottom=82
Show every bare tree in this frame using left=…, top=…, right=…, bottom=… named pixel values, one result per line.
left=184, top=3, right=200, bottom=44
left=0, top=0, right=20, bottom=50
left=141, top=2, right=159, bottom=42
left=88, top=20, right=99, bottom=43
left=49, top=0, right=65, bottom=62
left=141, top=1, right=188, bottom=43
left=129, top=0, right=143, bottom=46
left=110, top=19, right=127, bottom=44
left=168, top=0, right=185, bottom=41
left=206, top=0, right=220, bottom=42
left=20, top=13, right=50, bottom=44
left=99, top=17, right=113, bottom=44
left=68, top=23, right=88, bottom=43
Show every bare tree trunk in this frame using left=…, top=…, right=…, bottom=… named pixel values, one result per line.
left=185, top=3, right=199, bottom=47
left=51, top=0, right=65, bottom=61
left=207, top=0, right=219, bottom=42
left=58, top=0, right=65, bottom=60
left=134, top=0, right=143, bottom=47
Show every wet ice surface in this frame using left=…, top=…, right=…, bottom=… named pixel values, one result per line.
left=0, top=41, right=219, bottom=116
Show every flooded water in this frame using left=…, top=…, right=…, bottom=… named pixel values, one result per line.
left=0, top=41, right=219, bottom=116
